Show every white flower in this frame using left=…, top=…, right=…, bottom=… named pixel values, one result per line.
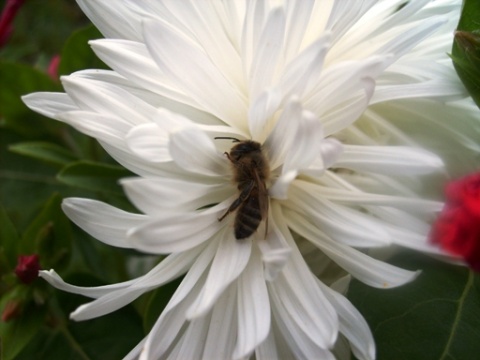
left=23, top=0, right=480, bottom=359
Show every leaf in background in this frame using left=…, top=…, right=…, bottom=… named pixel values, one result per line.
left=57, top=161, right=132, bottom=196
left=0, top=207, right=20, bottom=271
left=58, top=25, right=108, bottom=76
left=21, top=193, right=72, bottom=270
left=9, top=141, right=78, bottom=167
left=451, top=0, right=480, bottom=108
left=0, top=61, right=61, bottom=137
left=0, top=297, right=46, bottom=360
left=347, top=251, right=480, bottom=360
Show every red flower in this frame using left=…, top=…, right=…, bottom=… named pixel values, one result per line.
left=0, top=0, right=26, bottom=47
left=47, top=54, right=61, bottom=80
left=430, top=172, right=480, bottom=271
left=445, top=173, right=480, bottom=217
left=14, top=254, right=41, bottom=284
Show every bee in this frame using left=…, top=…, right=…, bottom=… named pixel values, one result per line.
left=215, top=137, right=270, bottom=239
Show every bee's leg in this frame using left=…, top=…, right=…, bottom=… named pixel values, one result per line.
left=218, top=180, right=255, bottom=221
left=224, top=152, right=235, bottom=163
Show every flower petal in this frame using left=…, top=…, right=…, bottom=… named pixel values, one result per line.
left=336, top=144, right=444, bottom=175
left=248, top=6, right=285, bottom=100
left=39, top=269, right=136, bottom=298
left=62, top=198, right=146, bottom=249
left=318, top=280, right=376, bottom=360
left=89, top=39, right=194, bottom=107
left=121, top=177, right=230, bottom=215
left=169, top=126, right=227, bottom=177
left=187, top=227, right=252, bottom=319
left=286, top=209, right=420, bottom=288
left=234, top=246, right=270, bottom=359
left=61, top=76, right=155, bottom=123
left=128, top=201, right=229, bottom=254
left=143, top=17, right=248, bottom=130
left=126, top=123, right=171, bottom=162
left=22, top=92, right=77, bottom=119
left=70, top=247, right=202, bottom=321
left=202, top=285, right=238, bottom=360
left=258, top=202, right=292, bottom=281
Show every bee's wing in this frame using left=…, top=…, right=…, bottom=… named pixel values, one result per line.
left=253, top=168, right=269, bottom=238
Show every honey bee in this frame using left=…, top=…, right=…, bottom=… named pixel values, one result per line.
left=215, top=137, right=270, bottom=239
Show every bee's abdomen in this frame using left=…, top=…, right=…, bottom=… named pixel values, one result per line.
left=235, top=197, right=262, bottom=239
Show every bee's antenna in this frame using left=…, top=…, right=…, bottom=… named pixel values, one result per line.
left=214, top=137, right=241, bottom=142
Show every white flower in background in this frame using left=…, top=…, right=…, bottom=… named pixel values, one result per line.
left=23, top=0, right=480, bottom=359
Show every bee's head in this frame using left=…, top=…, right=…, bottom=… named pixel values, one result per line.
left=230, top=140, right=261, bottom=159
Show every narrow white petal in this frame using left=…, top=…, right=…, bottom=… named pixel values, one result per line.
left=128, top=201, right=229, bottom=254
left=126, top=123, right=171, bottom=162
left=337, top=145, right=444, bottom=175
left=167, top=316, right=210, bottom=360
left=187, top=228, right=252, bottom=319
left=122, top=177, right=230, bottom=215
left=326, top=0, right=377, bottom=44
left=258, top=202, right=292, bottom=281
left=283, top=0, right=316, bottom=63
left=143, top=18, right=248, bottom=130
left=255, top=328, right=279, bottom=360
left=371, top=79, right=466, bottom=104
left=166, top=237, right=220, bottom=312
left=312, top=184, right=443, bottom=213
left=269, top=286, right=336, bottom=359
left=142, top=274, right=206, bottom=360
left=57, top=111, right=131, bottom=150
left=61, top=76, right=155, bottom=123
left=248, top=89, right=281, bottom=142
left=288, top=183, right=392, bottom=247
left=321, top=78, right=376, bottom=136
left=249, top=7, right=285, bottom=100
left=282, top=109, right=323, bottom=173
left=169, top=127, right=227, bottom=177
left=279, top=33, right=330, bottom=100
left=376, top=16, right=447, bottom=62
left=234, top=247, right=270, bottom=359
left=318, top=280, right=376, bottom=360
left=77, top=0, right=141, bottom=40
left=71, top=249, right=201, bottom=321
left=202, top=285, right=238, bottom=360
left=39, top=269, right=136, bottom=298
left=62, top=198, right=146, bottom=249
left=89, top=39, right=195, bottom=107
left=286, top=209, right=420, bottom=288
left=268, top=170, right=297, bottom=200
left=264, top=98, right=302, bottom=170
left=22, top=92, right=77, bottom=119
left=241, top=0, right=268, bottom=81
left=267, top=227, right=339, bottom=350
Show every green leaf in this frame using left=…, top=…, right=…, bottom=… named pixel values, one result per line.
left=0, top=296, right=46, bottom=360
left=451, top=0, right=480, bottom=108
left=0, top=61, right=61, bottom=137
left=21, top=194, right=72, bottom=270
left=347, top=251, right=480, bottom=360
left=58, top=25, right=108, bottom=76
left=57, top=161, right=132, bottom=195
left=9, top=141, right=78, bottom=167
left=0, top=206, right=20, bottom=270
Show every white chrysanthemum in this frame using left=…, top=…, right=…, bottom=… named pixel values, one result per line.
left=23, top=0, right=480, bottom=359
